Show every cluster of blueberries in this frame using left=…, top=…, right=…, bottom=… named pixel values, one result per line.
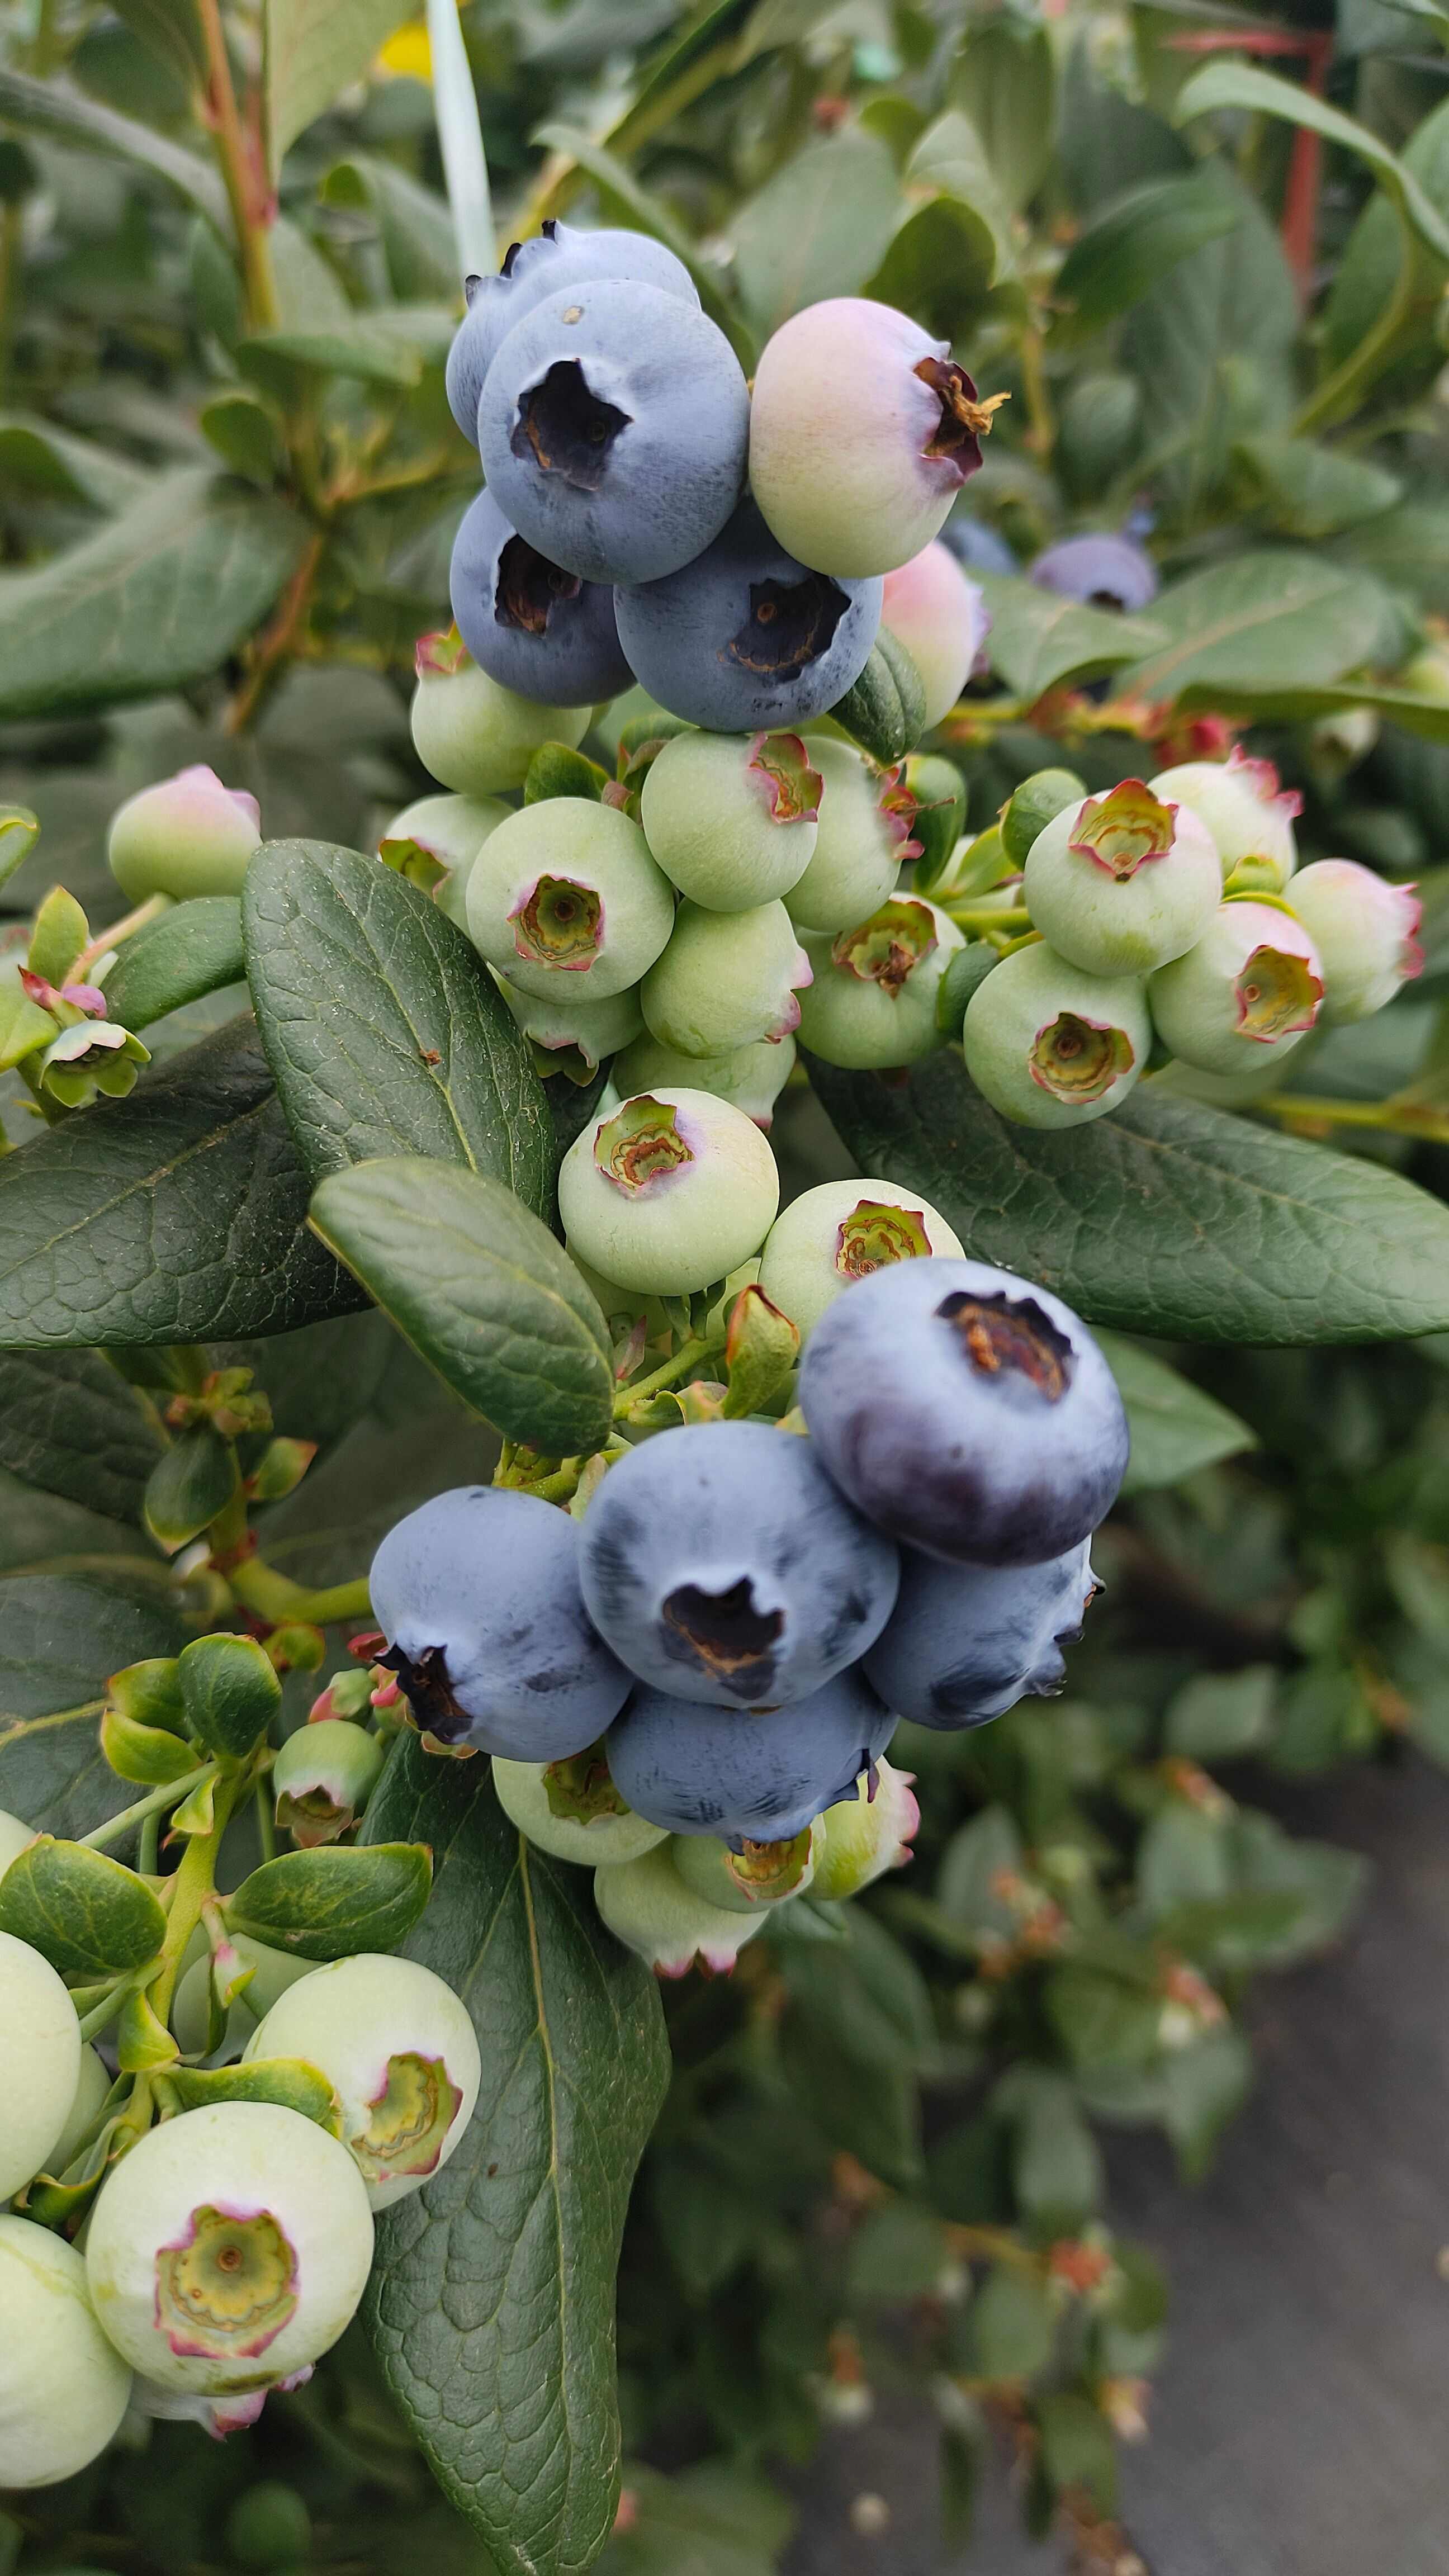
left=371, top=1256, right=1128, bottom=1970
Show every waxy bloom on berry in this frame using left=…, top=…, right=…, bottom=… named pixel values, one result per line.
left=757, top=1177, right=964, bottom=1340
left=0, top=2215, right=132, bottom=2488
left=246, top=1955, right=481, bottom=2211
left=558, top=1087, right=780, bottom=1293
left=1286, top=859, right=1422, bottom=1024
left=0, top=1927, right=82, bottom=2200
left=1148, top=901, right=1323, bottom=1074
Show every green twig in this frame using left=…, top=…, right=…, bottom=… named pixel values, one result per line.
left=614, top=1337, right=713, bottom=1417
left=1260, top=1090, right=1449, bottom=1142
left=78, top=1768, right=215, bottom=1853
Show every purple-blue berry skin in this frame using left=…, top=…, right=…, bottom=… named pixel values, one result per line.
left=370, top=1486, right=632, bottom=1760
left=579, top=1419, right=899, bottom=1710
left=864, top=1539, right=1098, bottom=1729
left=941, top=514, right=1018, bottom=579
left=605, top=1664, right=897, bottom=1845
left=797, top=1256, right=1129, bottom=1569
left=450, top=488, right=633, bottom=707
left=613, top=499, right=883, bottom=732
left=477, top=281, right=749, bottom=586
left=1028, top=533, right=1158, bottom=614
left=446, top=220, right=700, bottom=448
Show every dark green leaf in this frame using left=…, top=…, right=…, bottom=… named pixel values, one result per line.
left=974, top=572, right=1165, bottom=699
left=102, top=897, right=246, bottom=1031
left=1096, top=1332, right=1256, bottom=1494
left=0, top=412, right=152, bottom=513
left=1232, top=435, right=1401, bottom=539
left=1054, top=167, right=1242, bottom=337
left=0, top=1574, right=187, bottom=1836
left=178, top=1633, right=282, bottom=1759
left=243, top=841, right=552, bottom=1213
left=524, top=744, right=609, bottom=804
left=109, top=0, right=207, bottom=89
left=143, top=1423, right=238, bottom=1550
left=264, top=0, right=416, bottom=167
left=0, top=1836, right=166, bottom=1976
left=962, top=2263, right=1054, bottom=2379
left=805, top=1048, right=1449, bottom=1342
left=361, top=1739, right=669, bottom=2575
left=1034, top=2392, right=1117, bottom=2515
left=0, top=1348, right=163, bottom=1524
left=1175, top=60, right=1449, bottom=267
left=0, top=470, right=311, bottom=722
left=309, top=1157, right=614, bottom=1453
left=732, top=129, right=900, bottom=338
left=1163, top=1666, right=1276, bottom=1759
left=0, top=1020, right=362, bottom=1346
left=1000, top=2068, right=1102, bottom=2234
left=198, top=390, right=285, bottom=486
left=1322, top=97, right=1449, bottom=385
left=1162, top=2023, right=1252, bottom=2180
left=950, top=21, right=1054, bottom=211
left=320, top=157, right=457, bottom=303
left=225, top=1840, right=433, bottom=1958
left=828, top=629, right=927, bottom=764
left=1115, top=551, right=1395, bottom=705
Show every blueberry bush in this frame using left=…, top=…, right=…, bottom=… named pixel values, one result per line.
left=6, top=0, right=1449, bottom=2569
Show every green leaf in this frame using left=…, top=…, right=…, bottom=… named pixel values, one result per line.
left=243, top=842, right=553, bottom=1214
left=361, top=1738, right=670, bottom=2574
left=0, top=67, right=228, bottom=231
left=524, top=743, right=609, bottom=804
left=962, top=2263, right=1054, bottom=2380
left=1095, top=1332, right=1256, bottom=1494
left=1163, top=1665, right=1276, bottom=1760
left=950, top=21, right=1054, bottom=212
left=1166, top=677, right=1449, bottom=744
left=1002, top=2069, right=1102, bottom=2235
left=177, top=1633, right=282, bottom=1759
left=0, top=1349, right=163, bottom=1525
left=866, top=110, right=1021, bottom=340
left=974, top=572, right=1166, bottom=699
left=0, top=412, right=153, bottom=513
left=197, top=391, right=285, bottom=487
left=225, top=1840, right=433, bottom=1958
left=159, top=2054, right=342, bottom=2129
left=1162, top=2023, right=1252, bottom=2180
left=0, top=982, right=60, bottom=1072
left=108, top=0, right=207, bottom=90
left=1175, top=61, right=1449, bottom=268
left=828, top=630, right=927, bottom=765
left=240, top=322, right=425, bottom=387
left=263, top=0, right=415, bottom=171
left=0, top=803, right=39, bottom=892
left=0, top=1576, right=187, bottom=1838
left=320, top=157, right=457, bottom=304
left=1053, top=167, right=1242, bottom=338
left=732, top=128, right=900, bottom=339
left=1115, top=550, right=1392, bottom=707
left=143, top=1424, right=238, bottom=1550
left=806, top=1048, right=1449, bottom=1343
left=309, top=1158, right=614, bottom=1454
left=1034, top=2393, right=1117, bottom=2516
left=1322, top=96, right=1449, bottom=385
left=0, top=1019, right=362, bottom=1346
left=102, top=897, right=246, bottom=1031
left=0, top=470, right=311, bottom=722
left=1232, top=435, right=1401, bottom=539
left=0, top=1835, right=166, bottom=1976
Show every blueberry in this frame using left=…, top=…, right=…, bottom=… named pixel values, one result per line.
left=756, top=1177, right=964, bottom=1342
left=639, top=727, right=821, bottom=911
left=369, top=1486, right=632, bottom=1759
left=797, top=895, right=964, bottom=1068
left=446, top=220, right=700, bottom=448
left=477, top=280, right=749, bottom=585
left=880, top=541, right=989, bottom=731
left=797, top=1254, right=1130, bottom=1566
left=1022, top=779, right=1221, bottom=978
left=1150, top=750, right=1300, bottom=890
left=450, top=488, right=633, bottom=706
left=579, top=1419, right=899, bottom=1708
left=463, top=797, right=675, bottom=1001
left=613, top=1029, right=795, bottom=1129
left=605, top=1661, right=896, bottom=1843
left=784, top=736, right=912, bottom=934
left=640, top=896, right=813, bottom=1057
left=108, top=765, right=261, bottom=903
left=749, top=298, right=1002, bottom=577
left=1147, top=901, right=1324, bottom=1074
left=557, top=1085, right=780, bottom=1293
left=410, top=628, right=588, bottom=795
left=592, top=1841, right=766, bottom=1975
left=940, top=512, right=1018, bottom=578
left=962, top=941, right=1148, bottom=1128
left=864, top=1538, right=1100, bottom=1727
left=1029, top=532, right=1158, bottom=614
left=492, top=970, right=644, bottom=1074
left=1285, top=859, right=1423, bottom=1024
left=612, top=498, right=882, bottom=732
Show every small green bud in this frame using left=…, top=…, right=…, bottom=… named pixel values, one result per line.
left=1000, top=769, right=1087, bottom=870
left=144, top=1423, right=239, bottom=1551
left=179, top=1633, right=283, bottom=1761
left=273, top=1720, right=384, bottom=1848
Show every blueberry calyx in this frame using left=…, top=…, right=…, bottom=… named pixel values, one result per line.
left=836, top=1199, right=932, bottom=1281
left=542, top=1740, right=629, bottom=1824
left=727, top=575, right=847, bottom=679
left=496, top=535, right=583, bottom=635
left=934, top=1287, right=1073, bottom=1401
left=1234, top=943, right=1322, bottom=1039
left=834, top=897, right=937, bottom=996
left=1030, top=1010, right=1136, bottom=1105
left=1068, top=780, right=1176, bottom=882
left=512, top=359, right=632, bottom=490
left=375, top=1641, right=472, bottom=1744
left=912, top=359, right=1008, bottom=479
left=509, top=874, right=604, bottom=969
left=661, top=1576, right=785, bottom=1697
left=748, top=731, right=823, bottom=823
left=594, top=1094, right=695, bottom=1193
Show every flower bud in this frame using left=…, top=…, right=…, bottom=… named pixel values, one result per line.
left=757, top=1178, right=964, bottom=1341
left=491, top=1742, right=668, bottom=1864
left=0, top=2214, right=133, bottom=2487
left=410, top=629, right=587, bottom=798
left=671, top=1824, right=816, bottom=1915
left=881, top=541, right=989, bottom=729
left=87, top=2101, right=375, bottom=2400
left=0, top=1928, right=82, bottom=2198
left=1150, top=750, right=1300, bottom=889
left=1286, top=859, right=1423, bottom=1024
left=1148, top=901, right=1323, bottom=1075
left=108, top=765, right=261, bottom=903
left=244, top=1954, right=480, bottom=2210
left=593, top=1842, right=769, bottom=1976
left=272, top=1719, right=383, bottom=1847
left=810, top=1759, right=920, bottom=1901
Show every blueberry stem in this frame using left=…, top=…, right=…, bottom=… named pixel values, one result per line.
left=1258, top=1090, right=1449, bottom=1144
left=614, top=1337, right=714, bottom=1417
left=77, top=1766, right=216, bottom=1853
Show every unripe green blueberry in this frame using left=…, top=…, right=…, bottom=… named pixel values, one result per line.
left=558, top=1087, right=780, bottom=1292
left=757, top=1178, right=964, bottom=1340
left=466, top=799, right=674, bottom=1001
left=494, top=970, right=645, bottom=1073
left=880, top=541, right=989, bottom=728
left=272, top=1718, right=383, bottom=1848
left=493, top=1742, right=669, bottom=1864
left=785, top=737, right=913, bottom=932
left=171, top=1933, right=317, bottom=2063
left=613, top=1030, right=795, bottom=1129
left=226, top=2480, right=312, bottom=2571
left=244, top=1955, right=480, bottom=2211
left=1150, top=750, right=1300, bottom=888
left=0, top=1803, right=35, bottom=1874
left=48, top=2043, right=113, bottom=2177
left=962, top=940, right=1148, bottom=1127
left=0, top=1927, right=82, bottom=2199
left=797, top=896, right=964, bottom=1068
left=593, top=1841, right=768, bottom=1976
left=108, top=765, right=261, bottom=903
left=671, top=1824, right=816, bottom=1916
left=410, top=629, right=587, bottom=796
left=86, top=2102, right=374, bottom=2396
left=377, top=792, right=510, bottom=928
left=1147, top=900, right=1323, bottom=1074
left=809, top=1758, right=920, bottom=1901
left=640, top=728, right=822, bottom=910
left=641, top=899, right=811, bottom=1056
left=0, top=2215, right=132, bottom=2487
left=1286, top=859, right=1423, bottom=1023
left=1023, top=779, right=1221, bottom=976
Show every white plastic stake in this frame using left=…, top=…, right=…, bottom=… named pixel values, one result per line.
left=425, top=0, right=494, bottom=285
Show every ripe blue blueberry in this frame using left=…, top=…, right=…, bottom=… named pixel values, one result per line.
left=450, top=488, right=633, bottom=706
left=446, top=220, right=700, bottom=447
left=612, top=499, right=882, bottom=733
left=478, top=280, right=749, bottom=585
left=605, top=1662, right=896, bottom=1844
left=579, top=1419, right=899, bottom=1708
left=797, top=1255, right=1129, bottom=1566
left=864, top=1539, right=1100, bottom=1729
left=1029, top=532, right=1158, bottom=614
left=369, top=1486, right=632, bottom=1759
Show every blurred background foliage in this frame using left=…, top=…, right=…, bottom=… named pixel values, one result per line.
left=5, top=0, right=1449, bottom=2562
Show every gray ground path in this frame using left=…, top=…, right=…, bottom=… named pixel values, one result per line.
left=785, top=1755, right=1449, bottom=2576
